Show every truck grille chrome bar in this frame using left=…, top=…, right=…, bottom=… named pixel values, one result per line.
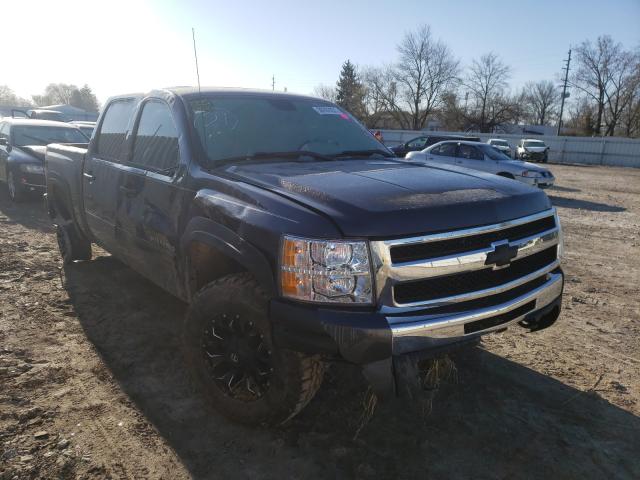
left=370, top=208, right=560, bottom=314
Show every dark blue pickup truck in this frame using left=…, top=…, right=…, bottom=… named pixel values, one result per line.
left=45, top=87, right=564, bottom=425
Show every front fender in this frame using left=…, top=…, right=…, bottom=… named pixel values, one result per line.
left=181, top=216, right=276, bottom=297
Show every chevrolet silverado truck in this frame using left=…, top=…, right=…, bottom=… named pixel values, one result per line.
left=45, top=88, right=564, bottom=425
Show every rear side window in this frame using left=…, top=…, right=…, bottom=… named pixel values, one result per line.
left=96, top=99, right=135, bottom=160
left=131, top=100, right=179, bottom=173
left=0, top=123, right=9, bottom=141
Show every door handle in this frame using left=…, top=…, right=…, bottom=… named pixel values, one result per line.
left=83, top=172, right=95, bottom=181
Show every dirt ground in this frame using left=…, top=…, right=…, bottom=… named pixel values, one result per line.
left=1, top=164, right=639, bottom=480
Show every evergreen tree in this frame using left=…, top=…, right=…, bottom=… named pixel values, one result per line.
left=335, top=60, right=366, bottom=120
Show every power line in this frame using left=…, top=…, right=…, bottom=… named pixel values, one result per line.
left=557, top=48, right=572, bottom=136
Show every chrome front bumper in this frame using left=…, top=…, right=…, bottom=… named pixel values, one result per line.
left=388, top=270, right=563, bottom=354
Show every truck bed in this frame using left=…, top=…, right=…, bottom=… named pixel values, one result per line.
left=45, top=143, right=89, bottom=233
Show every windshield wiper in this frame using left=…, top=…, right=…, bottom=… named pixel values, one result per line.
left=214, top=150, right=335, bottom=166
left=331, top=148, right=394, bottom=159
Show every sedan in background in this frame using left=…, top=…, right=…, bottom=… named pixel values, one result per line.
left=515, top=138, right=550, bottom=162
left=0, top=119, right=88, bottom=201
left=487, top=138, right=512, bottom=157
left=404, top=140, right=555, bottom=188
left=391, top=134, right=481, bottom=157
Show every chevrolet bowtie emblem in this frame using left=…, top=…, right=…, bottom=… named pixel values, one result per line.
left=485, top=241, right=518, bottom=269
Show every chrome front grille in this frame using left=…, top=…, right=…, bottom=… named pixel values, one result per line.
left=370, top=209, right=561, bottom=314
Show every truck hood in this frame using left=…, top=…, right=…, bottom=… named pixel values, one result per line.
left=224, top=159, right=551, bottom=237
left=524, top=146, right=546, bottom=153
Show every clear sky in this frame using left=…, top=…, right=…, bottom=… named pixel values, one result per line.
left=5, top=0, right=640, bottom=104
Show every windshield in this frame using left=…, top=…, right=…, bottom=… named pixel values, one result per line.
left=524, top=140, right=546, bottom=148
left=479, top=144, right=512, bottom=161
left=187, top=95, right=389, bottom=164
left=13, top=125, right=88, bottom=147
left=490, top=140, right=508, bottom=147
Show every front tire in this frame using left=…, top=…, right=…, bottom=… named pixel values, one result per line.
left=7, top=170, right=26, bottom=202
left=56, top=222, right=92, bottom=264
left=183, top=273, right=324, bottom=425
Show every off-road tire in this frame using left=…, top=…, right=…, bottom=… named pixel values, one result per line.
left=7, top=170, right=26, bottom=202
left=183, top=272, right=325, bottom=425
left=56, top=222, right=92, bottom=264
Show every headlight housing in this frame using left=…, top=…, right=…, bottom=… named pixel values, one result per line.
left=19, top=163, right=44, bottom=174
left=280, top=236, right=373, bottom=304
left=522, top=170, right=542, bottom=178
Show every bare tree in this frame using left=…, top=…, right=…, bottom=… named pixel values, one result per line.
left=603, top=50, right=640, bottom=135
left=523, top=80, right=558, bottom=125
left=463, top=52, right=515, bottom=132
left=312, top=84, right=337, bottom=103
left=0, top=85, right=31, bottom=107
left=569, top=36, right=623, bottom=135
left=32, top=83, right=99, bottom=112
left=361, top=66, right=410, bottom=129
left=394, top=25, right=460, bottom=130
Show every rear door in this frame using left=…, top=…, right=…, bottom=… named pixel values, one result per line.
left=83, top=98, right=137, bottom=250
left=115, top=98, right=185, bottom=292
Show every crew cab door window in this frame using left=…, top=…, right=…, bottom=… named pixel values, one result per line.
left=131, top=100, right=179, bottom=173
left=95, top=99, right=135, bottom=161
left=457, top=144, right=484, bottom=161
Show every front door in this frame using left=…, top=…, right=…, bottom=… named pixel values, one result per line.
left=115, top=99, right=184, bottom=293
left=456, top=143, right=485, bottom=170
left=427, top=142, right=458, bottom=166
left=83, top=98, right=137, bottom=250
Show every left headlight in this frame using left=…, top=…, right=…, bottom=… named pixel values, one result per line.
left=280, top=236, right=373, bottom=304
left=19, top=164, right=44, bottom=174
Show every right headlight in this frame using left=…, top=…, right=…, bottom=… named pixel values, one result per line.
left=280, top=236, right=373, bottom=304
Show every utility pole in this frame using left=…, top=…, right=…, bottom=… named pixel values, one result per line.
left=557, top=48, right=571, bottom=136
left=272, top=75, right=275, bottom=91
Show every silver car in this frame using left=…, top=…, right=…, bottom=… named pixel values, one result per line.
left=404, top=140, right=555, bottom=188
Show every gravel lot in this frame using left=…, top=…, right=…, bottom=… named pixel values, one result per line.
left=1, top=164, right=639, bottom=479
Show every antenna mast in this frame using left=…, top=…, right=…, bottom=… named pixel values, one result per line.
left=192, top=28, right=202, bottom=95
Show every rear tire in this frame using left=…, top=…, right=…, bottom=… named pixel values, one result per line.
left=7, top=170, right=26, bottom=202
left=56, top=222, right=92, bottom=264
left=183, top=273, right=324, bottom=425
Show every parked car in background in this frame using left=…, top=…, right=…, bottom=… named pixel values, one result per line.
left=515, top=138, right=549, bottom=162
left=71, top=121, right=96, bottom=138
left=487, top=138, right=512, bottom=157
left=0, top=119, right=87, bottom=201
left=12, top=108, right=71, bottom=122
left=405, top=140, right=555, bottom=188
left=45, top=87, right=563, bottom=425
left=391, top=134, right=481, bottom=157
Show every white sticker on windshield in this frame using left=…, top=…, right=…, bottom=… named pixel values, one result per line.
left=312, top=106, right=343, bottom=115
